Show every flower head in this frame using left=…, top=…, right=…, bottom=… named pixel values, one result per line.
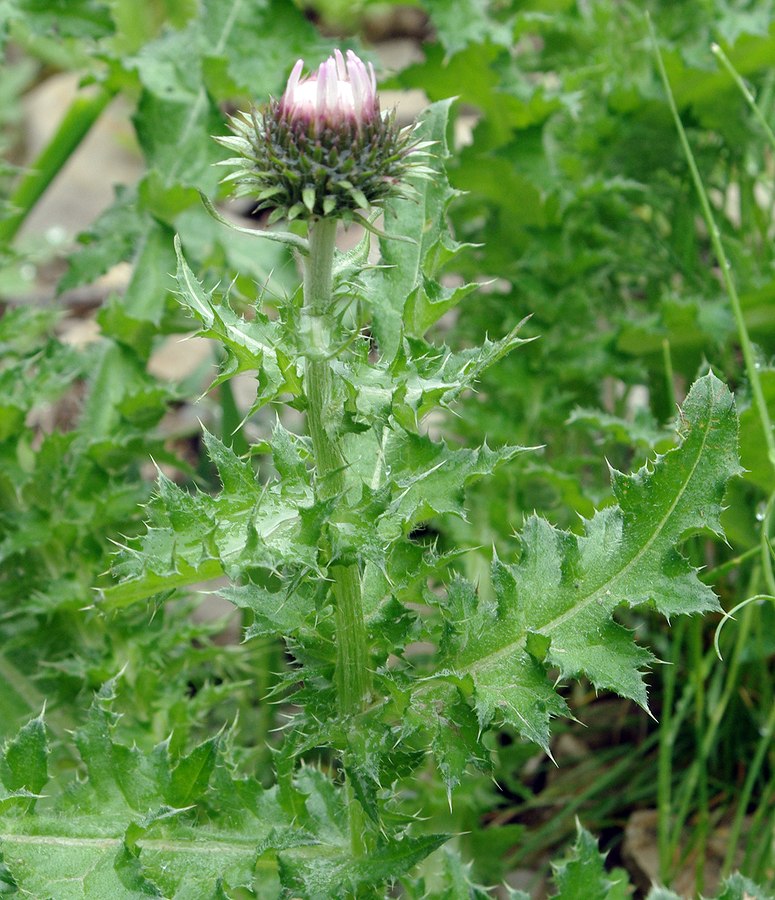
left=215, top=51, right=429, bottom=223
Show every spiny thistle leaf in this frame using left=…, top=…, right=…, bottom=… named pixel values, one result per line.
left=334, top=326, right=531, bottom=431
left=535, top=822, right=771, bottom=900
left=0, top=690, right=446, bottom=898
left=101, top=427, right=320, bottom=609
left=0, top=709, right=47, bottom=801
left=173, top=236, right=299, bottom=409
left=421, top=372, right=739, bottom=752
left=0, top=684, right=280, bottom=897
left=550, top=822, right=625, bottom=899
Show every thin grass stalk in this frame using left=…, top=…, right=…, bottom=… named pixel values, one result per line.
left=743, top=773, right=775, bottom=880
left=690, top=616, right=709, bottom=894
left=670, top=602, right=755, bottom=874
left=658, top=616, right=685, bottom=881
left=508, top=733, right=660, bottom=866
left=701, top=546, right=758, bottom=583
left=650, top=18, right=775, bottom=474
left=710, top=44, right=775, bottom=154
left=662, top=338, right=676, bottom=413
left=722, top=698, right=775, bottom=878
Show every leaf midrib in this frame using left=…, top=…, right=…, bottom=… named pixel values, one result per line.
left=464, top=393, right=714, bottom=677
left=0, top=830, right=275, bottom=868
left=0, top=833, right=244, bottom=850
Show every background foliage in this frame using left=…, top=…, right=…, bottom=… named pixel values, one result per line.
left=0, top=0, right=773, bottom=896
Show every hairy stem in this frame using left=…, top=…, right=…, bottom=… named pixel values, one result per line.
left=303, top=218, right=370, bottom=718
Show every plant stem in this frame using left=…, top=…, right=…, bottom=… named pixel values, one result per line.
left=302, top=218, right=370, bottom=717
left=722, top=695, right=775, bottom=878
left=711, top=43, right=775, bottom=155
left=0, top=84, right=116, bottom=244
left=657, top=616, right=684, bottom=881
left=651, top=20, right=775, bottom=474
left=661, top=338, right=676, bottom=413
left=671, top=598, right=755, bottom=872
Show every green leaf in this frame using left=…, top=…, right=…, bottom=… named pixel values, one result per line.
left=78, top=340, right=173, bottom=443
left=114, top=220, right=176, bottom=329
left=430, top=846, right=494, bottom=898
left=58, top=185, right=145, bottom=292
left=567, top=406, right=672, bottom=453
left=364, top=99, right=460, bottom=359
left=737, top=367, right=775, bottom=493
left=173, top=237, right=295, bottom=408
left=13, top=0, right=114, bottom=40
left=421, top=0, right=514, bottom=57
left=220, top=582, right=311, bottom=639
left=103, top=412, right=323, bottom=609
left=199, top=0, right=327, bottom=100
left=403, top=273, right=479, bottom=340
left=201, top=428, right=255, bottom=496
left=276, top=830, right=449, bottom=899
left=335, top=326, right=531, bottom=432
left=0, top=685, right=289, bottom=897
left=550, top=822, right=624, bottom=899
left=128, top=26, right=222, bottom=191
left=711, top=873, right=773, bottom=900
left=423, top=372, right=739, bottom=749
left=166, top=735, right=219, bottom=808
left=107, top=0, right=196, bottom=54
left=114, top=839, right=165, bottom=895
left=0, top=710, right=47, bottom=797
left=376, top=430, right=525, bottom=535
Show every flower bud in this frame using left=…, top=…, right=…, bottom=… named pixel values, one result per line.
left=280, top=50, right=378, bottom=133
left=215, top=51, right=428, bottom=223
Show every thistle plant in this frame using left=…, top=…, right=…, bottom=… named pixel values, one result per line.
left=0, top=47, right=748, bottom=899
left=215, top=52, right=437, bottom=724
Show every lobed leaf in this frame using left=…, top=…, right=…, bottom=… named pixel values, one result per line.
left=174, top=236, right=298, bottom=409
left=0, top=687, right=448, bottom=898
left=421, top=373, right=740, bottom=751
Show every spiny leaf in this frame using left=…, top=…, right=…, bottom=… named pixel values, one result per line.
left=166, top=735, right=219, bottom=808
left=431, top=846, right=494, bottom=899
left=174, top=236, right=297, bottom=407
left=202, top=428, right=256, bottom=495
left=276, top=830, right=450, bottom=898
left=0, top=686, right=285, bottom=896
left=550, top=822, right=625, bottom=899
left=220, top=581, right=311, bottom=639
left=103, top=422, right=322, bottom=608
left=422, top=373, right=739, bottom=750
left=707, top=873, right=773, bottom=900
left=0, top=709, right=47, bottom=799
left=421, top=0, right=514, bottom=57
left=378, top=431, right=526, bottom=534
left=335, top=326, right=530, bottom=431
left=646, top=872, right=772, bottom=900
left=364, top=99, right=460, bottom=359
